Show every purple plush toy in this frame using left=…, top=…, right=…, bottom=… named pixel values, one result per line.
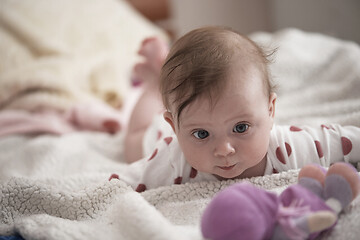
left=201, top=162, right=360, bottom=240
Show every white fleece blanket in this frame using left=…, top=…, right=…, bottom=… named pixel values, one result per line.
left=1, top=11, right=360, bottom=240
left=0, top=0, right=166, bottom=111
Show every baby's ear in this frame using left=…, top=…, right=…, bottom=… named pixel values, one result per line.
left=163, top=111, right=176, bottom=133
left=268, top=92, right=277, bottom=118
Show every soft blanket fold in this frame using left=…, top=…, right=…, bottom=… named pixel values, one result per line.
left=2, top=170, right=359, bottom=239
left=0, top=0, right=166, bottom=112
left=1, top=171, right=298, bottom=239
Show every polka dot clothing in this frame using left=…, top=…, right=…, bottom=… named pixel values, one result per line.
left=265, top=124, right=360, bottom=174
left=110, top=134, right=218, bottom=192
left=110, top=115, right=360, bottom=192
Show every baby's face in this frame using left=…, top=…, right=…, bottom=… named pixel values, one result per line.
left=165, top=62, right=276, bottom=179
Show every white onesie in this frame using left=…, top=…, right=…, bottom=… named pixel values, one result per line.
left=111, top=116, right=360, bottom=192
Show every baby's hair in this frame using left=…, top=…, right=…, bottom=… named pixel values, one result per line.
left=160, top=26, right=275, bottom=123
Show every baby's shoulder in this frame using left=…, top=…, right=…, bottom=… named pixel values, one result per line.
left=269, top=124, right=322, bottom=144
left=271, top=124, right=333, bottom=134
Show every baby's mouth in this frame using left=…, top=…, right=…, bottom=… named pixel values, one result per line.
left=218, top=164, right=236, bottom=171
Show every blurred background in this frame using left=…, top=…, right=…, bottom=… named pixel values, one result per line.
left=127, top=0, right=360, bottom=44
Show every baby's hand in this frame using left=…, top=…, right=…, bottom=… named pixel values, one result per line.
left=131, top=37, right=169, bottom=87
left=138, top=37, right=169, bottom=70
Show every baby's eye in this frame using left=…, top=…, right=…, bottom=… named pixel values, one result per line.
left=233, top=123, right=249, bottom=133
left=193, top=130, right=209, bottom=139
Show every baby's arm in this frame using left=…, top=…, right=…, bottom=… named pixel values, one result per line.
left=124, top=37, right=169, bottom=163
left=268, top=124, right=360, bottom=172
left=124, top=89, right=163, bottom=163
left=321, top=124, right=360, bottom=166
left=111, top=135, right=181, bottom=191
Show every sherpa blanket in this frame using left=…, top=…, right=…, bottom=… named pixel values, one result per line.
left=1, top=23, right=360, bottom=240
left=0, top=0, right=166, bottom=112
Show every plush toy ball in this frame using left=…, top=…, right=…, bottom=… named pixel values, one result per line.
left=201, top=182, right=279, bottom=240
left=298, top=164, right=327, bottom=185
left=326, top=162, right=360, bottom=199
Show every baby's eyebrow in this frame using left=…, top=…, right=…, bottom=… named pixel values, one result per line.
left=182, top=122, right=212, bottom=129
left=225, top=113, right=254, bottom=123
left=184, top=112, right=254, bottom=127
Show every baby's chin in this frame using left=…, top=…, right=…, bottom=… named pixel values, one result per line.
left=212, top=171, right=244, bottom=181
left=212, top=165, right=264, bottom=180
left=212, top=162, right=254, bottom=180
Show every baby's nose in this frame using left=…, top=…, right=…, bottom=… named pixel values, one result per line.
left=214, top=141, right=235, bottom=157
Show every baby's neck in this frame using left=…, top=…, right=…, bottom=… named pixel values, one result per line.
left=240, top=156, right=267, bottom=179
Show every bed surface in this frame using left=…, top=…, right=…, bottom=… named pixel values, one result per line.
left=1, top=1, right=360, bottom=239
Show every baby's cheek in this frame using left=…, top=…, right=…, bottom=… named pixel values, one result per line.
left=248, top=133, right=269, bottom=159
left=185, top=147, right=211, bottom=170
left=179, top=137, right=214, bottom=171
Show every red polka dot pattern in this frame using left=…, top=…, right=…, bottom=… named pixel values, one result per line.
left=314, top=140, right=324, bottom=158
left=341, top=137, right=352, bottom=156
left=276, top=147, right=286, bottom=164
left=108, top=173, right=119, bottom=181
left=136, top=184, right=147, bottom=192
left=174, top=176, right=182, bottom=184
left=148, top=148, right=158, bottom=161
left=276, top=142, right=292, bottom=164
left=157, top=131, right=163, bottom=140
left=190, top=167, right=198, bottom=178
left=290, top=126, right=302, bottom=132
left=103, top=120, right=120, bottom=134
left=164, top=137, right=173, bottom=145
left=321, top=124, right=335, bottom=131
left=285, top=142, right=292, bottom=156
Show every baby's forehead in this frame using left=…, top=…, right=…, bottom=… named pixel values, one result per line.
left=164, top=28, right=271, bottom=125
left=178, top=91, right=256, bottom=127
left=179, top=64, right=266, bottom=114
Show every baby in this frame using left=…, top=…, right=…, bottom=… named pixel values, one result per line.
left=114, top=26, right=360, bottom=192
